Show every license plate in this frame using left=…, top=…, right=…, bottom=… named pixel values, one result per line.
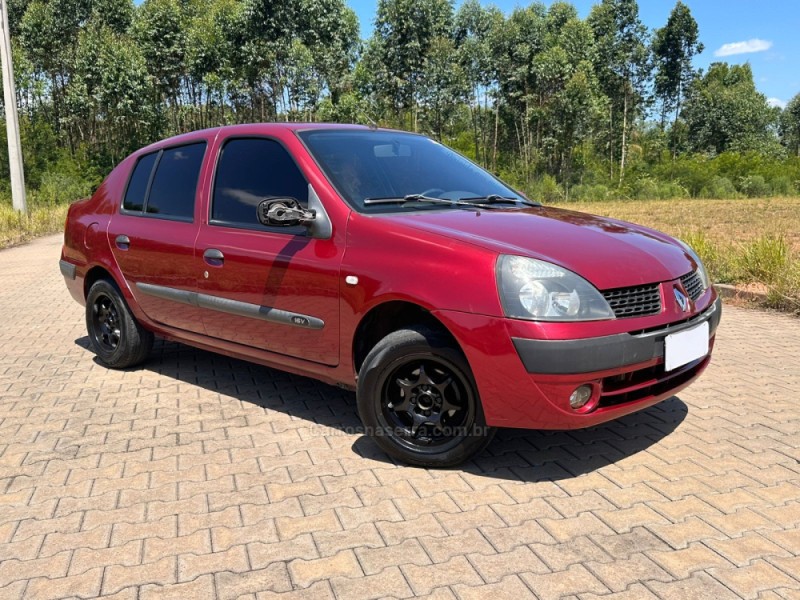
left=664, top=321, right=709, bottom=371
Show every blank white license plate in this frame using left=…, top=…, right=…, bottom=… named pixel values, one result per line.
left=664, top=321, right=709, bottom=371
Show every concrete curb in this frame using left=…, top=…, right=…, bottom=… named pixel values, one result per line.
left=714, top=283, right=769, bottom=302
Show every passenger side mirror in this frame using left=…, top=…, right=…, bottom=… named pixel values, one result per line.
left=257, top=197, right=316, bottom=228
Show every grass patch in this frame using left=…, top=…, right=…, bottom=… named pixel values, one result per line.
left=551, top=197, right=800, bottom=314
left=0, top=201, right=70, bottom=249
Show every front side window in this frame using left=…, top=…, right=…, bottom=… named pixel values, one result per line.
left=145, top=143, right=206, bottom=219
left=212, top=138, right=309, bottom=228
left=298, top=129, right=521, bottom=213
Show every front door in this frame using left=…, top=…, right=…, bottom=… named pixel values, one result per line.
left=194, top=137, right=342, bottom=366
left=108, top=142, right=208, bottom=334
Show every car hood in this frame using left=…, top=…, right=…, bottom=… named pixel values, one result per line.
left=381, top=206, right=696, bottom=290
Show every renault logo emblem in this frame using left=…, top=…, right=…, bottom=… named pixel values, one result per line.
left=674, top=287, right=689, bottom=312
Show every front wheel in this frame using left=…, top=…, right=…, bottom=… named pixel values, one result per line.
left=86, top=279, right=154, bottom=369
left=357, top=327, right=495, bottom=467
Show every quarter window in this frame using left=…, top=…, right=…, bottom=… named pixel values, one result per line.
left=212, top=138, right=308, bottom=227
left=123, top=152, right=157, bottom=212
left=145, top=143, right=206, bottom=219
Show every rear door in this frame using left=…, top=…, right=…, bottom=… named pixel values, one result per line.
left=107, top=141, right=208, bottom=334
left=194, top=136, right=342, bottom=366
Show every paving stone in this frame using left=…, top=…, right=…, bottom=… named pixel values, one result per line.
left=330, top=566, right=413, bottom=600
left=401, top=555, right=483, bottom=595
left=520, top=564, right=609, bottom=600
left=355, top=538, right=433, bottom=575
left=2, top=235, right=800, bottom=598
left=288, top=549, right=362, bottom=588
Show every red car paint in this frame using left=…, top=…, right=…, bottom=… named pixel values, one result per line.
left=61, top=123, right=718, bottom=430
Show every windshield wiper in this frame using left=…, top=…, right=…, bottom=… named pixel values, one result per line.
left=458, top=194, right=540, bottom=207
left=363, top=194, right=448, bottom=205
left=363, top=194, right=501, bottom=209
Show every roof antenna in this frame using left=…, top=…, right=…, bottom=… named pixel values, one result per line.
left=361, top=112, right=378, bottom=130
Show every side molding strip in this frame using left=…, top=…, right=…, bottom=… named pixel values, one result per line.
left=136, top=283, right=324, bottom=330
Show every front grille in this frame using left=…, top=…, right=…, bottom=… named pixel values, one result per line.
left=680, top=270, right=705, bottom=301
left=602, top=284, right=662, bottom=318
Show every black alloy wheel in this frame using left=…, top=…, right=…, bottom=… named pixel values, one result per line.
left=357, top=326, right=495, bottom=467
left=90, top=293, right=121, bottom=352
left=85, top=278, right=154, bottom=369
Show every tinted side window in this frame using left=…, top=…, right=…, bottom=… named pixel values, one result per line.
left=123, top=152, right=157, bottom=212
left=145, top=143, right=206, bottom=219
left=212, top=138, right=308, bottom=226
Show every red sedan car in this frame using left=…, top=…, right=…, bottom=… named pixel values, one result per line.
left=60, top=123, right=720, bottom=466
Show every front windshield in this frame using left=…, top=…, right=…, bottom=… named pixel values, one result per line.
left=297, top=129, right=523, bottom=212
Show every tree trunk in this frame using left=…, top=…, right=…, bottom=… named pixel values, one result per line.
left=609, top=105, right=614, bottom=181
left=620, top=84, right=628, bottom=185
left=492, top=100, right=499, bottom=172
left=471, top=86, right=480, bottom=164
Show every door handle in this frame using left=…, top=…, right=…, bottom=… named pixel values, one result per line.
left=203, top=248, right=224, bottom=266
left=115, top=235, right=130, bottom=250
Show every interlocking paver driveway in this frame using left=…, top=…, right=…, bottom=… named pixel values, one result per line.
left=1, top=234, right=799, bottom=600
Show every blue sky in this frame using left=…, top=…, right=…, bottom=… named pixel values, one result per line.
left=348, top=0, right=800, bottom=107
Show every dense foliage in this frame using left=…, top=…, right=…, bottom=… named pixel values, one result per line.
left=2, top=0, right=800, bottom=203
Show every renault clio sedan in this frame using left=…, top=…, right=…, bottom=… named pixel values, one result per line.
left=60, top=123, right=720, bottom=467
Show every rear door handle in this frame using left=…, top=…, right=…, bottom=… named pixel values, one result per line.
left=115, top=235, right=130, bottom=250
left=203, top=248, right=224, bottom=266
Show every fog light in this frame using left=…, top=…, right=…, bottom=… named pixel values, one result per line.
left=569, top=385, right=593, bottom=409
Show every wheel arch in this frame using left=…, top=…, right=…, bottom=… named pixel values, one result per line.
left=83, top=265, right=118, bottom=299
left=351, top=300, right=463, bottom=375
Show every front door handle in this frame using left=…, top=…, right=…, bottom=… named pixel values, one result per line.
left=203, top=248, right=224, bottom=266
left=115, top=235, right=130, bottom=250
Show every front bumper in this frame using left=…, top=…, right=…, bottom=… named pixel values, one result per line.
left=433, top=293, right=720, bottom=430
left=512, top=297, right=721, bottom=374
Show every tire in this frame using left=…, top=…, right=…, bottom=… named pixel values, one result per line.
left=357, top=326, right=496, bottom=467
left=86, top=278, right=154, bottom=369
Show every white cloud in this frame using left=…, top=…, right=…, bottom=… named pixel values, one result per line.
left=767, top=98, right=787, bottom=109
left=714, top=38, right=773, bottom=57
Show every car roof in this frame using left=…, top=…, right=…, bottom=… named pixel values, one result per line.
left=138, top=123, right=380, bottom=153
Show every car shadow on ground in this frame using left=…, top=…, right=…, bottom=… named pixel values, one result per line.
left=76, top=336, right=687, bottom=483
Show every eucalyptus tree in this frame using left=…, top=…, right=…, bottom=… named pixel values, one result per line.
left=295, top=0, right=360, bottom=108
left=417, top=36, right=467, bottom=139
left=65, top=21, right=159, bottom=165
left=132, top=0, right=188, bottom=133
left=540, top=5, right=603, bottom=191
left=453, top=0, right=502, bottom=164
left=371, top=0, right=453, bottom=129
left=588, top=0, right=651, bottom=181
left=652, top=1, right=702, bottom=130
left=183, top=0, right=240, bottom=128
left=489, top=3, right=547, bottom=175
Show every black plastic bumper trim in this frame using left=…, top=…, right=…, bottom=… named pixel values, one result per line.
left=59, top=260, right=77, bottom=280
left=512, top=297, right=721, bottom=375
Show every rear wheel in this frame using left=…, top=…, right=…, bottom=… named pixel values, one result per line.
left=357, top=326, right=495, bottom=467
left=86, top=279, right=153, bottom=369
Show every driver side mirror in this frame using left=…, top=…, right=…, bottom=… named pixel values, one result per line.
left=257, top=197, right=316, bottom=228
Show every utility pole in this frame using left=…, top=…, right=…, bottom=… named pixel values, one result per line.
left=0, top=0, right=26, bottom=213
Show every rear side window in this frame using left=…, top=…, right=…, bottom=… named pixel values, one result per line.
left=123, top=152, right=157, bottom=212
left=212, top=138, right=308, bottom=227
left=146, top=143, right=206, bottom=219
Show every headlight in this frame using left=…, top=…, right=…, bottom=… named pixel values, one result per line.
left=496, top=255, right=616, bottom=321
left=676, top=239, right=710, bottom=290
